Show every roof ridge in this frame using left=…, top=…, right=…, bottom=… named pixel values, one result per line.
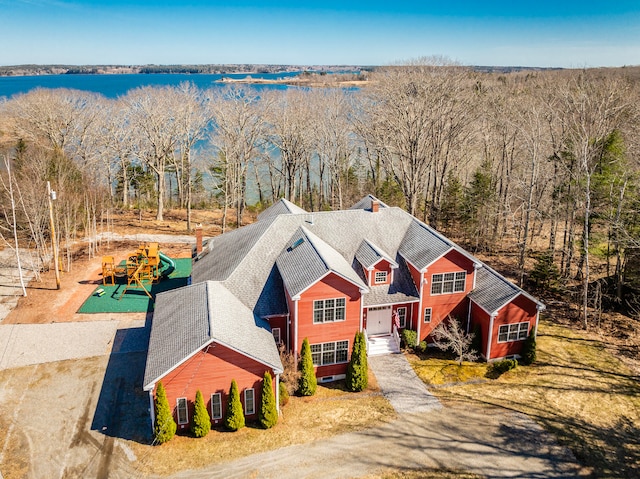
left=299, top=225, right=330, bottom=272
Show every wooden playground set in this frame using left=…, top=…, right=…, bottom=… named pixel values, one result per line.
left=100, top=242, right=176, bottom=300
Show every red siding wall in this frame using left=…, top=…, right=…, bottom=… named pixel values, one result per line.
left=154, top=343, right=276, bottom=429
left=296, top=273, right=361, bottom=377
left=469, top=302, right=492, bottom=359
left=419, top=250, right=475, bottom=341
left=489, top=294, right=538, bottom=359
left=267, top=315, right=288, bottom=348
left=369, top=259, right=392, bottom=286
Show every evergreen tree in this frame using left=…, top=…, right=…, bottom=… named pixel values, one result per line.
left=258, top=371, right=278, bottom=429
left=224, top=379, right=245, bottom=431
left=190, top=389, right=210, bottom=438
left=297, top=338, right=317, bottom=396
left=153, top=381, right=176, bottom=444
left=346, top=332, right=368, bottom=392
left=529, top=250, right=560, bottom=291
left=520, top=327, right=537, bottom=365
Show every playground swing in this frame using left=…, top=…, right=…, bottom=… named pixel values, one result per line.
left=99, top=243, right=176, bottom=301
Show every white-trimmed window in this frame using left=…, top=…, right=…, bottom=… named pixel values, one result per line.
left=176, top=397, right=188, bottom=425
left=374, top=271, right=388, bottom=284
left=244, top=389, right=255, bottom=415
left=431, top=271, right=466, bottom=295
left=396, top=307, right=407, bottom=328
left=313, top=298, right=346, bottom=323
left=424, top=308, right=432, bottom=323
left=498, top=322, right=530, bottom=343
left=210, top=393, right=222, bottom=419
left=310, top=340, right=349, bottom=366
left=272, top=327, right=281, bottom=344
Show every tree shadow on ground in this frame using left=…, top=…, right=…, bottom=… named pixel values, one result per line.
left=91, top=323, right=152, bottom=444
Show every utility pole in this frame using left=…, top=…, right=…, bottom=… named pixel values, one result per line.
left=47, top=181, right=60, bottom=290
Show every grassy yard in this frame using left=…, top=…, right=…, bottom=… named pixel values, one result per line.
left=409, top=320, right=640, bottom=479
left=127, top=378, right=396, bottom=476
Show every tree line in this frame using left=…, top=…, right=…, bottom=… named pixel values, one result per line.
left=0, top=60, right=639, bottom=327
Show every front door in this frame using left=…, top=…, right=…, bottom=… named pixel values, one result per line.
left=367, top=306, right=392, bottom=336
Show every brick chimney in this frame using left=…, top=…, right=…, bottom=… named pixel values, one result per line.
left=195, top=224, right=203, bottom=254
left=371, top=200, right=379, bottom=213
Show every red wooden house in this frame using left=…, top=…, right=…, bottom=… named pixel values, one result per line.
left=143, top=195, right=544, bottom=430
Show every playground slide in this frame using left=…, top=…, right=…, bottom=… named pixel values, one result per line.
left=158, top=251, right=176, bottom=277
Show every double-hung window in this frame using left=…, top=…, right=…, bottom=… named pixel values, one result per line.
left=396, top=307, right=407, bottom=328
left=431, top=271, right=466, bottom=295
left=310, top=340, right=349, bottom=366
left=374, top=271, right=387, bottom=284
left=497, top=322, right=529, bottom=343
left=210, top=393, right=222, bottom=419
left=313, top=298, right=346, bottom=323
left=176, top=397, right=188, bottom=425
left=424, top=308, right=432, bottom=323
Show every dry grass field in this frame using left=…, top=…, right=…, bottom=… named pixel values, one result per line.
left=409, top=319, right=640, bottom=478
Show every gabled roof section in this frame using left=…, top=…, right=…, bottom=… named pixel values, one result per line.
left=398, top=220, right=453, bottom=271
left=350, top=194, right=388, bottom=211
left=143, top=281, right=283, bottom=390
left=258, top=198, right=307, bottom=221
left=468, top=266, right=544, bottom=315
left=192, top=218, right=276, bottom=284
left=355, top=239, right=398, bottom=270
left=276, top=226, right=368, bottom=299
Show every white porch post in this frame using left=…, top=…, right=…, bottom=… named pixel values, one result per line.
left=486, top=313, right=497, bottom=360
left=275, top=373, right=280, bottom=415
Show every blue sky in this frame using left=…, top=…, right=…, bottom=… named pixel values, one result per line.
left=1, top=1, right=639, bottom=67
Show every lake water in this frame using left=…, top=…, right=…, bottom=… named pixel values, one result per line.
left=0, top=72, right=305, bottom=99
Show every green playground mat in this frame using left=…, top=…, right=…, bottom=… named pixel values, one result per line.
left=78, top=257, right=192, bottom=314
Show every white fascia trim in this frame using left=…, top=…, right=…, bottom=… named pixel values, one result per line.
left=292, top=270, right=368, bottom=300
left=398, top=253, right=423, bottom=276
left=421, top=246, right=455, bottom=272
left=294, top=298, right=299, bottom=360
left=469, top=298, right=493, bottom=317
left=364, top=299, right=420, bottom=308
left=143, top=338, right=216, bottom=391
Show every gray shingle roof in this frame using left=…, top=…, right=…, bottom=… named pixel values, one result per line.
left=467, top=266, right=542, bottom=315
left=143, top=281, right=283, bottom=390
left=357, top=255, right=420, bottom=306
left=355, top=239, right=398, bottom=270
left=258, top=198, right=307, bottom=221
left=398, top=220, right=454, bottom=271
left=350, top=194, right=388, bottom=211
left=276, top=226, right=368, bottom=299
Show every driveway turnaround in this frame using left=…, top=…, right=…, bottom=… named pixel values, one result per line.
left=369, top=353, right=442, bottom=414
left=172, top=406, right=581, bottom=479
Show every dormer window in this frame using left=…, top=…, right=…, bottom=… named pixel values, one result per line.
left=374, top=271, right=388, bottom=284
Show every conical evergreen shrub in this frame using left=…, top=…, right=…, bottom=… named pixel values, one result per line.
left=520, top=326, right=537, bottom=365
left=224, top=379, right=245, bottom=431
left=153, top=381, right=176, bottom=444
left=191, top=389, right=210, bottom=437
left=346, top=332, right=368, bottom=392
left=259, top=371, right=278, bottom=429
left=297, top=338, right=317, bottom=396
